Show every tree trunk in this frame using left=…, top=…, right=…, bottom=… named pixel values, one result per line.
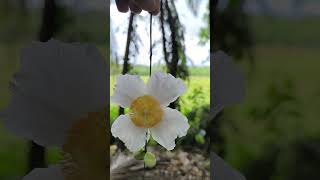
left=165, top=0, right=178, bottom=78
left=19, top=0, right=27, bottom=16
left=211, top=0, right=217, bottom=53
left=160, top=0, right=169, bottom=65
left=159, top=0, right=188, bottom=109
left=118, top=13, right=135, bottom=116
left=165, top=0, right=180, bottom=109
left=38, top=0, right=57, bottom=42
left=116, top=13, right=135, bottom=150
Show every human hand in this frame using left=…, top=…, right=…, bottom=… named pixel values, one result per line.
left=115, top=0, right=160, bottom=15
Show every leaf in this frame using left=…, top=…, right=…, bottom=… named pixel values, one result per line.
left=133, top=150, right=145, bottom=160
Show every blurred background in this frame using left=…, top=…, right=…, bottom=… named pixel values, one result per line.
left=0, top=0, right=107, bottom=179
left=212, top=0, right=320, bottom=179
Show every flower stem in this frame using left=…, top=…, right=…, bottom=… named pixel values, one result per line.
left=144, top=13, right=153, bottom=180
left=149, top=14, right=153, bottom=77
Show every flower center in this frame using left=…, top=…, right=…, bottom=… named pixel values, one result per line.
left=62, top=111, right=108, bottom=180
left=130, top=95, right=163, bottom=128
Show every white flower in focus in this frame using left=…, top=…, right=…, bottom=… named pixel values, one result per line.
left=111, top=72, right=190, bottom=152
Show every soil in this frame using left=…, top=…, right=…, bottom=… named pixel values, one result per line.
left=111, top=146, right=210, bottom=180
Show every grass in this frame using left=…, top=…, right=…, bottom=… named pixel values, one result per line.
left=127, top=65, right=210, bottom=77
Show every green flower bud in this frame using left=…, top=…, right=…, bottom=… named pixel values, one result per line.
left=144, top=152, right=156, bottom=168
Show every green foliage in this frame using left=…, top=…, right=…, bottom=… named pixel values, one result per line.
left=0, top=125, right=27, bottom=179
left=111, top=65, right=209, bottom=76
left=188, top=66, right=210, bottom=76
left=199, top=26, right=210, bottom=45
left=178, top=86, right=210, bottom=148
left=180, top=86, right=207, bottom=114
left=244, top=138, right=320, bottom=180
left=223, top=46, right=320, bottom=178
left=195, top=131, right=206, bottom=145
left=177, top=48, right=189, bottom=80
left=130, top=65, right=167, bottom=76
left=185, top=0, right=209, bottom=45
left=213, top=0, right=254, bottom=61
left=199, top=2, right=210, bottom=45
left=251, top=16, right=320, bottom=47
left=133, top=150, right=145, bottom=160
left=183, top=105, right=210, bottom=147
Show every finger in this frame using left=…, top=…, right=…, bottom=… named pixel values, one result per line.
left=150, top=0, right=160, bottom=15
left=115, top=0, right=130, bottom=13
left=129, top=1, right=142, bottom=14
left=133, top=0, right=159, bottom=13
left=150, top=9, right=160, bottom=15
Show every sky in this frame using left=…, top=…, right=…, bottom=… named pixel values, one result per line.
left=110, top=0, right=210, bottom=66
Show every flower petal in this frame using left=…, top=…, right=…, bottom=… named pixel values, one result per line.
left=0, top=40, right=108, bottom=147
left=211, top=152, right=247, bottom=180
left=146, top=72, right=186, bottom=106
left=111, top=115, right=148, bottom=152
left=17, top=40, right=108, bottom=120
left=0, top=90, right=76, bottom=147
left=23, top=165, right=63, bottom=180
left=111, top=74, right=146, bottom=108
left=212, top=51, right=245, bottom=117
left=151, top=108, right=189, bottom=150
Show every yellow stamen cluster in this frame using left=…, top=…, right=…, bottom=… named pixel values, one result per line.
left=130, top=95, right=163, bottom=128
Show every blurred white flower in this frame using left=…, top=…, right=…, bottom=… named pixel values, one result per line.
left=111, top=72, right=190, bottom=152
left=1, top=39, right=107, bottom=147
left=0, top=40, right=108, bottom=180
left=23, top=112, right=108, bottom=180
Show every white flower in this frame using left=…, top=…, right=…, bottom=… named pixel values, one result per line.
left=111, top=72, right=190, bottom=152
left=1, top=39, right=107, bottom=147
left=0, top=40, right=108, bottom=180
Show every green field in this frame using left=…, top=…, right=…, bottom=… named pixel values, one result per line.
left=122, top=65, right=210, bottom=77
